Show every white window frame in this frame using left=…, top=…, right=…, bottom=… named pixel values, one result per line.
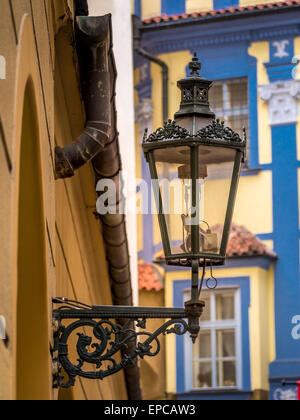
left=184, top=287, right=242, bottom=392
left=210, top=78, right=250, bottom=168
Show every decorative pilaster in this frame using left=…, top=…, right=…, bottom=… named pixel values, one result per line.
left=260, top=79, right=300, bottom=400
left=260, top=80, right=300, bottom=126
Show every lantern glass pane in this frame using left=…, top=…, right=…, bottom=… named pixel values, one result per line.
left=153, top=145, right=237, bottom=258
left=175, top=115, right=213, bottom=134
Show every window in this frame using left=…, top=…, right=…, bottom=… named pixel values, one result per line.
left=185, top=288, right=241, bottom=391
left=209, top=78, right=249, bottom=156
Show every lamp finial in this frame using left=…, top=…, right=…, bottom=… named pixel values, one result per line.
left=189, top=53, right=201, bottom=77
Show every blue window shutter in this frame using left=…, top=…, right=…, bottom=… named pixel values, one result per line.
left=161, top=0, right=186, bottom=15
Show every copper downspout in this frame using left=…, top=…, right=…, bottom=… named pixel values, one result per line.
left=55, top=15, right=112, bottom=179
left=92, top=35, right=142, bottom=402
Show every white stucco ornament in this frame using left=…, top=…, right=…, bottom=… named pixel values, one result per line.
left=272, top=40, right=290, bottom=59
left=273, top=387, right=297, bottom=401
left=260, top=80, right=300, bottom=126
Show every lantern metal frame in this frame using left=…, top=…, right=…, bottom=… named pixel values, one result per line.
left=142, top=119, right=247, bottom=267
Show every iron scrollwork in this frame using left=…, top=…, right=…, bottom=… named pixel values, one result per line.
left=52, top=298, right=195, bottom=389
left=143, top=119, right=190, bottom=143
left=196, top=119, right=246, bottom=143
left=143, top=118, right=246, bottom=144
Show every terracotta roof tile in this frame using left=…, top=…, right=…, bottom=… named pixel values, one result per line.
left=210, top=223, right=276, bottom=258
left=138, top=263, right=164, bottom=292
left=142, top=1, right=300, bottom=25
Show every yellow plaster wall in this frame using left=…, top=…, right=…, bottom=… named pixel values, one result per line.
left=248, top=267, right=274, bottom=391
left=16, top=78, right=52, bottom=401
left=154, top=213, right=163, bottom=247
left=267, top=265, right=276, bottom=364
left=234, top=171, right=273, bottom=234
left=137, top=192, right=144, bottom=252
left=139, top=290, right=166, bottom=400
left=164, top=270, right=187, bottom=394
left=262, top=240, right=274, bottom=251
left=141, top=0, right=161, bottom=18
left=248, top=42, right=272, bottom=165
left=0, top=0, right=128, bottom=401
left=151, top=50, right=192, bottom=128
left=164, top=265, right=275, bottom=395
left=134, top=68, right=140, bottom=106
left=0, top=2, right=19, bottom=401
left=240, top=0, right=278, bottom=5
left=0, top=2, right=56, bottom=400
left=203, top=176, right=234, bottom=229
left=186, top=0, right=214, bottom=13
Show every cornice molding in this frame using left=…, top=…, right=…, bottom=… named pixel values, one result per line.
left=140, top=6, right=300, bottom=58
left=143, top=24, right=300, bottom=56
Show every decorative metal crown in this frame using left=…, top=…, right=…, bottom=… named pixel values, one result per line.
left=143, top=119, right=247, bottom=145
left=175, top=53, right=215, bottom=120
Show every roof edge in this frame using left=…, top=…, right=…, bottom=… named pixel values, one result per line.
left=140, top=1, right=300, bottom=29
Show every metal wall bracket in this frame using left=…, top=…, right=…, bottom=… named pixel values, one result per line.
left=52, top=298, right=203, bottom=389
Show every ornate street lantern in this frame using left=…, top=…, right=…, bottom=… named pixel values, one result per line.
left=52, top=54, right=246, bottom=390
left=142, top=54, right=247, bottom=333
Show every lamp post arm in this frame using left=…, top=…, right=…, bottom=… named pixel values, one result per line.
left=52, top=299, right=204, bottom=388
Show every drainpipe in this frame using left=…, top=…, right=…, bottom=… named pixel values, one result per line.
left=55, top=14, right=112, bottom=179
left=133, top=15, right=169, bottom=123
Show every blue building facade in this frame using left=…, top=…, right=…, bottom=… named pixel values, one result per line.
left=134, top=0, right=300, bottom=400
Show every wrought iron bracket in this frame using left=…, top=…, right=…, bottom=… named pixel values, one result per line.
left=52, top=298, right=204, bottom=389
